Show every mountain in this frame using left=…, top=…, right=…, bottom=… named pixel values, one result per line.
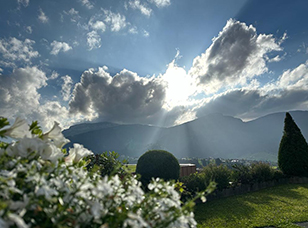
left=62, top=111, right=308, bottom=161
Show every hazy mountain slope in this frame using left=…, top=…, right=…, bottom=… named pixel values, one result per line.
left=63, top=111, right=308, bottom=160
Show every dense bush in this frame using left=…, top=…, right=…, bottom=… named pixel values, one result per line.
left=0, top=117, right=204, bottom=228
left=180, top=172, right=207, bottom=194
left=180, top=164, right=231, bottom=195
left=278, top=112, right=308, bottom=177
left=251, top=162, right=274, bottom=182
left=232, top=162, right=277, bottom=185
left=231, top=164, right=252, bottom=185
left=202, top=164, right=231, bottom=191
left=87, top=151, right=128, bottom=177
left=136, top=150, right=180, bottom=185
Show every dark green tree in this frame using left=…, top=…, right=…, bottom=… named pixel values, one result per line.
left=278, top=112, right=308, bottom=176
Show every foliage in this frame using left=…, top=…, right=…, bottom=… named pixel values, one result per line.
left=87, top=151, right=128, bottom=177
left=201, top=164, right=231, bottom=191
left=0, top=118, right=210, bottom=228
left=195, top=184, right=308, bottom=228
left=250, top=162, right=274, bottom=182
left=180, top=164, right=231, bottom=197
left=231, top=163, right=252, bottom=185
left=278, top=112, right=308, bottom=176
left=180, top=173, right=207, bottom=197
left=136, top=150, right=180, bottom=186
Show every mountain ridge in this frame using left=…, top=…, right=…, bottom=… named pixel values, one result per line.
left=63, top=111, right=308, bottom=161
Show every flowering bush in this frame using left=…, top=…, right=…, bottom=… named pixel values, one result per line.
left=0, top=117, right=212, bottom=228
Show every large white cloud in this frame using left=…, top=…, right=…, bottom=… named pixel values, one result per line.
left=0, top=37, right=39, bottom=67
left=189, top=19, right=283, bottom=94
left=196, top=61, right=308, bottom=121
left=69, top=67, right=167, bottom=124
left=50, top=41, right=72, bottom=55
left=0, top=67, right=70, bottom=130
left=0, top=66, right=46, bottom=118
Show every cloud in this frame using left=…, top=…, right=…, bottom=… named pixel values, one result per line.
left=69, top=67, right=167, bottom=124
left=148, top=0, right=171, bottom=8
left=25, top=26, right=32, bottom=34
left=49, top=71, right=59, bottom=80
left=87, top=31, right=101, bottom=50
left=89, top=18, right=106, bottom=32
left=0, top=66, right=71, bottom=130
left=38, top=8, right=48, bottom=23
left=63, top=8, right=80, bottom=22
left=0, top=66, right=47, bottom=119
left=103, top=9, right=127, bottom=32
left=128, top=26, right=138, bottom=34
left=80, top=0, right=94, bottom=9
left=17, top=0, right=29, bottom=7
left=129, top=0, right=152, bottom=17
left=61, top=75, right=73, bottom=101
left=276, top=61, right=308, bottom=90
left=50, top=41, right=72, bottom=55
left=0, top=68, right=3, bottom=75
left=0, top=37, right=39, bottom=67
left=143, top=30, right=150, bottom=37
left=189, top=19, right=283, bottom=94
left=196, top=61, right=308, bottom=121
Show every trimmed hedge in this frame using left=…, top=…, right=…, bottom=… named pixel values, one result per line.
left=136, top=150, right=180, bottom=185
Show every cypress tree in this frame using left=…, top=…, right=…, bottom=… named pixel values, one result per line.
left=278, top=112, right=308, bottom=176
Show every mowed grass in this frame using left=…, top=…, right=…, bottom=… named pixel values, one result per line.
left=195, top=184, right=308, bottom=228
left=125, top=164, right=136, bottom=173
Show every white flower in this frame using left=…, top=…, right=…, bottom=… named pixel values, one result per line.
left=90, top=201, right=103, bottom=219
left=7, top=138, right=45, bottom=158
left=7, top=213, right=28, bottom=228
left=36, top=185, right=58, bottom=201
left=42, top=122, right=69, bottom=148
left=65, top=143, right=93, bottom=164
left=3, top=117, right=31, bottom=139
left=40, top=142, right=64, bottom=162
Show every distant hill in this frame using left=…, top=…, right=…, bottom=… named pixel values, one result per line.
left=63, top=111, right=308, bottom=161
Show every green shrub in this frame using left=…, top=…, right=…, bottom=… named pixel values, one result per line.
left=87, top=151, right=128, bottom=177
left=136, top=150, right=180, bottom=185
left=231, top=164, right=252, bottom=185
left=180, top=172, right=207, bottom=194
left=278, top=112, right=308, bottom=177
left=201, top=164, right=231, bottom=191
left=251, top=162, right=274, bottom=183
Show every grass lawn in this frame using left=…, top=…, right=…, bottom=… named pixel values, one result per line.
left=125, top=164, right=136, bottom=173
left=195, top=183, right=308, bottom=228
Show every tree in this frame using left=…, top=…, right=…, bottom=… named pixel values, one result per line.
left=278, top=112, right=308, bottom=176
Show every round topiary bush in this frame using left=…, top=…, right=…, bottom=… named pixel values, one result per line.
left=136, top=150, right=180, bottom=185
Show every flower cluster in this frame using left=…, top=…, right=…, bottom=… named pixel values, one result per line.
left=0, top=117, right=200, bottom=228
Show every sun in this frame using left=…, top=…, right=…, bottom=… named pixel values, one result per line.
left=163, top=62, right=196, bottom=108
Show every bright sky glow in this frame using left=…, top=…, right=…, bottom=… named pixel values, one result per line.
left=0, top=0, right=308, bottom=130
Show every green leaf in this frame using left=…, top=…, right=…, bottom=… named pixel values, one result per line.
left=29, top=121, right=43, bottom=137
left=0, top=117, right=9, bottom=129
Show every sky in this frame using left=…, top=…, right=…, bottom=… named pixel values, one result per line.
left=0, top=0, right=308, bottom=130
